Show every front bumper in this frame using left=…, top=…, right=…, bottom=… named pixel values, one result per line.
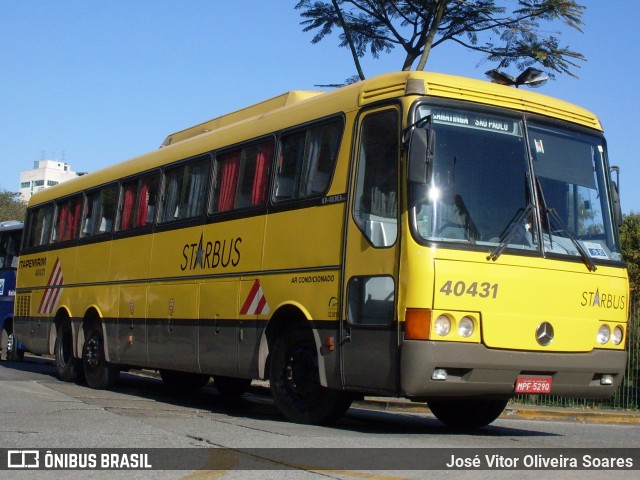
left=401, top=340, right=627, bottom=400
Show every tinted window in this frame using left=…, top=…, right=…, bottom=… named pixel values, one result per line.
left=160, top=156, right=210, bottom=223
left=211, top=140, right=273, bottom=213
left=0, top=228, right=21, bottom=269
left=82, top=185, right=118, bottom=237
left=52, top=195, right=83, bottom=243
left=25, top=204, right=54, bottom=248
left=274, top=120, right=342, bottom=202
left=118, top=172, right=161, bottom=230
left=353, top=110, right=399, bottom=247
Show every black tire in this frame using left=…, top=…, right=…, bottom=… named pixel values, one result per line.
left=82, top=323, right=119, bottom=389
left=213, top=376, right=251, bottom=399
left=428, top=398, right=508, bottom=429
left=269, top=330, right=352, bottom=425
left=160, top=369, right=210, bottom=394
left=54, top=320, right=80, bottom=382
left=1, top=323, right=24, bottom=362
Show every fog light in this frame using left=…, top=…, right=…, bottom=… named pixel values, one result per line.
left=600, top=374, right=614, bottom=386
left=597, top=325, right=610, bottom=345
left=434, top=315, right=451, bottom=336
left=612, top=326, right=624, bottom=345
left=432, top=368, right=448, bottom=381
left=458, top=316, right=474, bottom=338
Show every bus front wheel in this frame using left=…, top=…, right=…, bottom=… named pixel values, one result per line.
left=82, top=323, right=118, bottom=389
left=269, top=330, right=352, bottom=425
left=427, top=397, right=508, bottom=429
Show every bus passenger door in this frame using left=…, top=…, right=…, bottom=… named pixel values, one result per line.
left=341, top=107, right=401, bottom=394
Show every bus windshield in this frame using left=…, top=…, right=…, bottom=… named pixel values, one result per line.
left=0, top=222, right=22, bottom=270
left=529, top=122, right=621, bottom=262
left=410, top=105, right=622, bottom=263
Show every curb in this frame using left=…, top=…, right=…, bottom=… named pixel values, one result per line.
left=355, top=397, right=640, bottom=425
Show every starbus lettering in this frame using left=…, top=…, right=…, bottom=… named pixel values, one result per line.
left=581, top=289, right=626, bottom=310
left=181, top=234, right=242, bottom=271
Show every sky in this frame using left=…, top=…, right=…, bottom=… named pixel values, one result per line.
left=1, top=1, right=639, bottom=213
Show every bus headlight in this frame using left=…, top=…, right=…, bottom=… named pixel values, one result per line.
left=458, top=316, right=474, bottom=338
left=434, top=315, right=451, bottom=337
left=612, top=326, right=624, bottom=346
left=597, top=324, right=611, bottom=345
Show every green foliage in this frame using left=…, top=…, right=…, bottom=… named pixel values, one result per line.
left=0, top=189, right=26, bottom=222
left=620, top=212, right=640, bottom=292
left=296, top=0, right=586, bottom=79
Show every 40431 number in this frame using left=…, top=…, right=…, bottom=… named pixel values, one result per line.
left=439, top=280, right=499, bottom=299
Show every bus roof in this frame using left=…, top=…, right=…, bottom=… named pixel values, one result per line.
left=27, top=71, right=602, bottom=207
left=160, top=91, right=324, bottom=147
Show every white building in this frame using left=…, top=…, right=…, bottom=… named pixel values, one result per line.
left=19, top=160, right=79, bottom=201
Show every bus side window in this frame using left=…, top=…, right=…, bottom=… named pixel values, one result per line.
left=25, top=204, right=54, bottom=248
left=7, top=231, right=21, bottom=268
left=353, top=109, right=399, bottom=247
left=52, top=195, right=82, bottom=243
left=0, top=232, right=7, bottom=268
left=119, top=172, right=160, bottom=230
left=274, top=120, right=342, bottom=202
left=160, top=156, right=210, bottom=222
left=347, top=276, right=395, bottom=325
left=237, top=142, right=273, bottom=208
left=210, top=140, right=274, bottom=213
left=82, top=185, right=118, bottom=237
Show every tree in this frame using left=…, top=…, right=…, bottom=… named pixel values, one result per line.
left=0, top=190, right=27, bottom=222
left=620, top=212, right=640, bottom=293
left=296, top=0, right=586, bottom=82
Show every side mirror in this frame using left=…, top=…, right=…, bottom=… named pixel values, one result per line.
left=408, top=128, right=434, bottom=183
left=610, top=166, right=623, bottom=227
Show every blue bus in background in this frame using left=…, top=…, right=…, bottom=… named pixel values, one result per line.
left=1, top=220, right=25, bottom=362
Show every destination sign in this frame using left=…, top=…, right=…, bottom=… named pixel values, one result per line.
left=431, top=109, right=521, bottom=136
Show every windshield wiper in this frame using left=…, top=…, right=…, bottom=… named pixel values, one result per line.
left=487, top=203, right=535, bottom=262
left=402, top=115, right=431, bottom=144
left=534, top=175, right=596, bottom=272
left=545, top=208, right=597, bottom=272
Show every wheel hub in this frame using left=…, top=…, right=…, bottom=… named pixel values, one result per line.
left=284, top=346, right=320, bottom=401
left=86, top=337, right=100, bottom=368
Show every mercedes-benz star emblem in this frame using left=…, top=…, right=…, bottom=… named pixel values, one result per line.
left=535, top=322, right=554, bottom=346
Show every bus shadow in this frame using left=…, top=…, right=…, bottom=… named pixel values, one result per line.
left=0, top=354, right=59, bottom=379
left=338, top=406, right=558, bottom=437
left=112, top=372, right=559, bottom=438
left=8, top=355, right=557, bottom=438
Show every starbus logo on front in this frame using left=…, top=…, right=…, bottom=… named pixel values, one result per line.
left=581, top=289, right=626, bottom=310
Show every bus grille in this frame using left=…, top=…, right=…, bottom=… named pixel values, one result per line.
left=15, top=294, right=31, bottom=317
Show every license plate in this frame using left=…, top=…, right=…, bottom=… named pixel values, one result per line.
left=514, top=376, right=552, bottom=394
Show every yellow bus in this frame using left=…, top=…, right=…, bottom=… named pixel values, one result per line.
left=15, top=71, right=628, bottom=428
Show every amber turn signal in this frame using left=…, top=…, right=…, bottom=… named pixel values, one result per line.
left=405, top=308, right=431, bottom=340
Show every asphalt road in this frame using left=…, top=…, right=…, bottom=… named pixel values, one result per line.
left=1, top=355, right=639, bottom=480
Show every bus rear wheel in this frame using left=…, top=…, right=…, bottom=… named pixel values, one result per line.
left=1, top=323, right=23, bottom=362
left=82, top=323, right=118, bottom=389
left=269, top=330, right=352, bottom=425
left=427, top=397, right=508, bottom=429
left=54, top=320, right=80, bottom=382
